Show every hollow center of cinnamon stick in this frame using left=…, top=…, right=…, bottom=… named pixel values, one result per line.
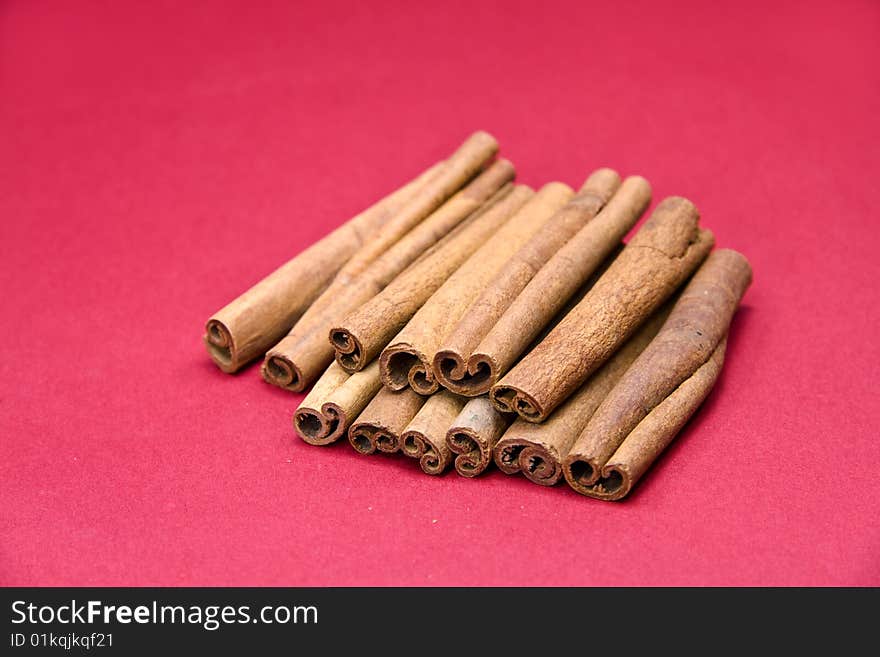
left=385, top=352, right=421, bottom=389
left=568, top=460, right=595, bottom=485
left=525, top=455, right=547, bottom=474
left=402, top=435, right=421, bottom=455
left=295, top=413, right=323, bottom=439
left=265, top=357, right=298, bottom=387
left=499, top=445, right=524, bottom=466
left=594, top=470, right=624, bottom=494
left=351, top=433, right=372, bottom=453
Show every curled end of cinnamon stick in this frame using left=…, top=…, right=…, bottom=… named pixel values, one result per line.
left=293, top=402, right=348, bottom=446
left=348, top=420, right=400, bottom=455
left=401, top=430, right=450, bottom=475
left=329, top=327, right=366, bottom=373
left=493, top=438, right=525, bottom=474
left=434, top=350, right=497, bottom=397
left=261, top=353, right=306, bottom=392
left=489, top=384, right=544, bottom=422
left=563, top=456, right=604, bottom=492
left=494, top=438, right=563, bottom=484
left=563, top=458, right=631, bottom=501
left=380, top=344, right=439, bottom=395
left=204, top=319, right=240, bottom=373
left=447, top=428, right=491, bottom=477
left=518, top=445, right=564, bottom=486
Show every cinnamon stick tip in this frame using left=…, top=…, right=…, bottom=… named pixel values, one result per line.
left=348, top=426, right=376, bottom=454
left=492, top=157, right=516, bottom=177
left=519, top=445, right=563, bottom=486
left=293, top=400, right=348, bottom=445
left=400, top=431, right=422, bottom=458
left=713, top=248, right=754, bottom=287
left=261, top=353, right=305, bottom=391
left=581, top=167, right=622, bottom=193
left=493, top=439, right=525, bottom=474
left=623, top=174, right=652, bottom=196
left=447, top=428, right=491, bottom=477
left=656, top=195, right=699, bottom=218
left=564, top=457, right=632, bottom=500
left=401, top=430, right=448, bottom=475
left=348, top=422, right=398, bottom=454
left=329, top=327, right=364, bottom=373
left=540, top=180, right=575, bottom=196
left=204, top=319, right=239, bottom=373
left=380, top=345, right=437, bottom=395
left=489, top=384, right=543, bottom=421
left=468, top=129, right=499, bottom=147
left=434, top=350, right=496, bottom=397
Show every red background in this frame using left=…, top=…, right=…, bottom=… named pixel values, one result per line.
left=2, top=0, right=878, bottom=586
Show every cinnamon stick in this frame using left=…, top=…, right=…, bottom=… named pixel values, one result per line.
left=435, top=174, right=650, bottom=396
left=293, top=360, right=382, bottom=446
left=379, top=182, right=574, bottom=395
left=204, top=161, right=443, bottom=373
left=400, top=390, right=467, bottom=475
left=493, top=306, right=669, bottom=485
left=348, top=386, right=426, bottom=455
left=329, top=184, right=533, bottom=375
left=446, top=397, right=512, bottom=477
left=262, top=158, right=516, bottom=392
left=563, top=249, right=751, bottom=500
left=491, top=196, right=714, bottom=422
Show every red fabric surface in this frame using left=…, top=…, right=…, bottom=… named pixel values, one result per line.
left=1, top=0, right=878, bottom=586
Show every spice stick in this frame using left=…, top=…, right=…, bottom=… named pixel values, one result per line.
left=378, top=182, right=574, bottom=395
left=204, top=161, right=444, bottom=373
left=586, top=339, right=726, bottom=500
left=493, top=306, right=669, bottom=485
left=335, top=131, right=499, bottom=280
left=262, top=159, right=516, bottom=392
left=348, top=386, right=427, bottom=455
left=446, top=397, right=512, bottom=477
left=293, top=360, right=382, bottom=446
left=400, top=391, right=467, bottom=475
left=435, top=174, right=650, bottom=396
left=329, top=184, right=534, bottom=375
left=563, top=249, right=752, bottom=500
left=491, top=196, right=714, bottom=422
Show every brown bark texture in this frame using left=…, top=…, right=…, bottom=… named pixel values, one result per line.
left=491, top=196, right=714, bottom=422
left=563, top=249, right=751, bottom=500
left=435, top=174, right=650, bottom=396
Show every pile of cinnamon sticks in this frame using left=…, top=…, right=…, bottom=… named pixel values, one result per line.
left=205, top=131, right=751, bottom=501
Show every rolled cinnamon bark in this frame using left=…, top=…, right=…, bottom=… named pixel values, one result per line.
left=400, top=390, right=467, bottom=475
left=493, top=306, right=669, bottom=485
left=436, top=174, right=650, bottom=396
left=491, top=196, right=714, bottom=422
left=204, top=161, right=443, bottom=373
left=378, top=182, right=574, bottom=395
left=348, top=386, right=427, bottom=455
left=262, top=158, right=516, bottom=392
left=335, top=131, right=499, bottom=280
left=293, top=360, right=382, bottom=446
left=563, top=249, right=752, bottom=500
left=446, top=397, right=512, bottom=477
left=329, top=184, right=534, bottom=375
